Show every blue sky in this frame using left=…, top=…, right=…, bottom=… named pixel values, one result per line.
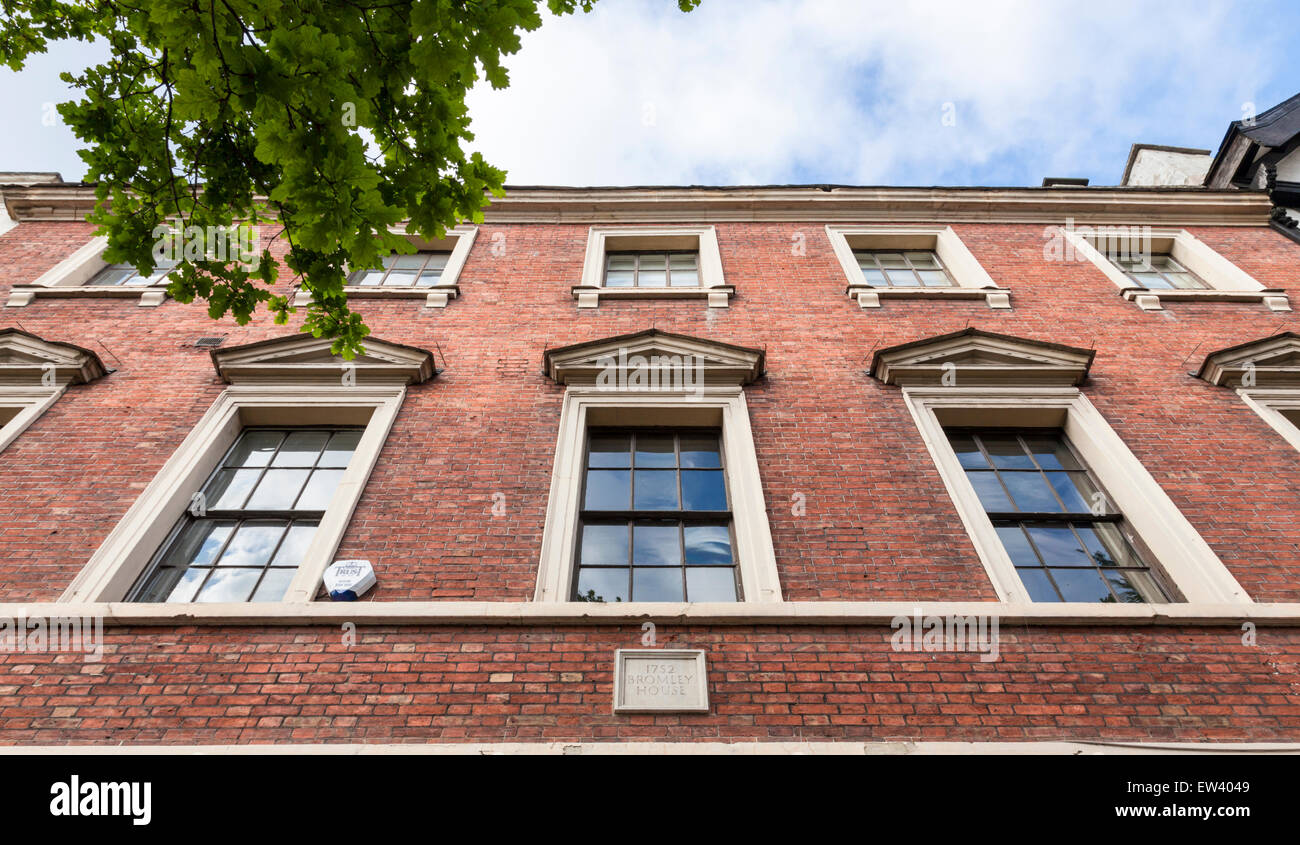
left=3, top=0, right=1298, bottom=188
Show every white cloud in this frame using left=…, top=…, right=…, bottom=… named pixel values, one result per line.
left=0, top=1, right=1291, bottom=188
left=465, top=0, right=1288, bottom=186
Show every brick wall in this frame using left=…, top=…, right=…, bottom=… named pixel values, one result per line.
left=1, top=217, right=1299, bottom=743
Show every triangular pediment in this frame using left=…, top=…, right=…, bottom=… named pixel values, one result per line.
left=211, top=334, right=437, bottom=384
left=0, top=328, right=108, bottom=386
left=870, top=328, right=1094, bottom=387
left=1197, top=332, right=1300, bottom=387
left=544, top=329, right=765, bottom=386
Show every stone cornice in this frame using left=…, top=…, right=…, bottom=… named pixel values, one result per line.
left=1, top=183, right=1275, bottom=226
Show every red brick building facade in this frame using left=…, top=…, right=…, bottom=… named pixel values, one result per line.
left=1, top=181, right=1298, bottom=750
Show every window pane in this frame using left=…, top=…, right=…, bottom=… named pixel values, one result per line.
left=681, top=470, right=727, bottom=510
left=251, top=568, right=296, bottom=602
left=637, top=254, right=667, bottom=287
left=576, top=568, right=629, bottom=603
left=194, top=567, right=262, bottom=603
left=876, top=253, right=907, bottom=268
left=906, top=252, right=939, bottom=268
left=136, top=567, right=199, bottom=603
left=206, top=468, right=261, bottom=510
left=227, top=430, right=283, bottom=468
left=244, top=469, right=311, bottom=510
left=320, top=430, right=362, bottom=467
left=686, top=568, right=737, bottom=602
left=995, top=524, right=1039, bottom=565
left=269, top=523, right=318, bottom=567
left=1022, top=435, right=1080, bottom=471
left=887, top=270, right=920, bottom=287
left=679, top=434, right=722, bottom=467
left=295, top=469, right=345, bottom=510
left=634, top=434, right=676, bottom=467
left=605, top=269, right=634, bottom=287
left=157, top=520, right=235, bottom=568
left=684, top=525, right=733, bottom=565
left=1024, top=524, right=1091, bottom=566
left=585, top=469, right=631, bottom=509
left=633, top=470, right=678, bottom=509
left=215, top=523, right=287, bottom=568
left=1049, top=567, right=1113, bottom=602
left=351, top=268, right=387, bottom=286
left=1001, top=472, right=1064, bottom=512
left=89, top=266, right=135, bottom=286
left=272, top=431, right=329, bottom=466
left=966, top=471, right=1013, bottom=511
left=588, top=435, right=631, bottom=467
left=983, top=436, right=1034, bottom=469
left=1047, top=471, right=1097, bottom=512
left=948, top=434, right=988, bottom=469
left=1134, top=272, right=1169, bottom=289
left=580, top=523, right=629, bottom=566
left=607, top=255, right=636, bottom=271
left=1016, top=568, right=1060, bottom=602
left=632, top=523, right=681, bottom=566
left=1102, top=569, right=1145, bottom=603
left=861, top=268, right=888, bottom=286
left=166, top=568, right=208, bottom=603
left=1078, top=522, right=1141, bottom=567
left=918, top=270, right=950, bottom=287
left=632, top=567, right=684, bottom=601
left=669, top=254, right=699, bottom=286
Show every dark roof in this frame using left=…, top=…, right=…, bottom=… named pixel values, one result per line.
left=1240, top=92, right=1300, bottom=148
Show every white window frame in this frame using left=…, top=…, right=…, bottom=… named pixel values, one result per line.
left=534, top=386, right=781, bottom=604
left=0, top=386, right=65, bottom=453
left=60, top=383, right=405, bottom=604
left=1239, top=390, right=1300, bottom=453
left=573, top=225, right=733, bottom=308
left=1057, top=226, right=1291, bottom=312
left=294, top=225, right=478, bottom=310
left=825, top=225, right=1011, bottom=309
left=903, top=385, right=1250, bottom=606
left=5, top=235, right=174, bottom=308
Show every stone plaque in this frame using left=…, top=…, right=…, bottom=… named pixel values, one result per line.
left=613, top=649, right=709, bottom=714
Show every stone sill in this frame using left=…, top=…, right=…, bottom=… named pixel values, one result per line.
left=9, top=600, right=1294, bottom=627
left=846, top=284, right=1011, bottom=309
left=572, top=285, right=735, bottom=308
left=1121, top=286, right=1292, bottom=312
left=5, top=285, right=167, bottom=307
left=292, top=285, right=460, bottom=308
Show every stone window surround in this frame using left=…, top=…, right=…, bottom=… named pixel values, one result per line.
left=292, top=225, right=478, bottom=310
left=5, top=236, right=171, bottom=308
left=533, top=386, right=782, bottom=604
left=1239, top=389, right=1300, bottom=454
left=0, top=328, right=109, bottom=452
left=901, top=385, right=1251, bottom=607
left=0, top=386, right=65, bottom=453
left=1057, top=226, right=1291, bottom=312
left=59, top=383, right=407, bottom=604
left=572, top=225, right=734, bottom=308
left=825, top=225, right=1011, bottom=309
